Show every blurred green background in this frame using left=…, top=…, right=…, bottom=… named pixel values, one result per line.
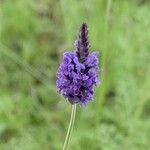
left=0, top=0, right=150, bottom=149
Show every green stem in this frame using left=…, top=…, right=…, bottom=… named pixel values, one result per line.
left=97, top=0, right=112, bottom=119
left=63, top=104, right=77, bottom=150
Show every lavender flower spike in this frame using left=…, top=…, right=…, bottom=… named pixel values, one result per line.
left=56, top=23, right=100, bottom=106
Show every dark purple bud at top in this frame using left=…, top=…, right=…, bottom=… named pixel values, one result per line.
left=75, top=23, right=89, bottom=63
left=56, top=23, right=100, bottom=106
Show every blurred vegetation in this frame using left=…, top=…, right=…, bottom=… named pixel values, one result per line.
left=0, top=0, right=150, bottom=149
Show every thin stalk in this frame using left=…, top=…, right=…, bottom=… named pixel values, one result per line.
left=63, top=104, right=77, bottom=150
left=98, top=0, right=112, bottom=114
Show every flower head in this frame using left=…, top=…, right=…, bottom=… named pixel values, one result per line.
left=56, top=23, right=100, bottom=106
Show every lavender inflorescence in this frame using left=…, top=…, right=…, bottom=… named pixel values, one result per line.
left=56, top=23, right=100, bottom=106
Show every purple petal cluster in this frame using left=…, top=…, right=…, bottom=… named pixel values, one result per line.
left=56, top=23, right=100, bottom=106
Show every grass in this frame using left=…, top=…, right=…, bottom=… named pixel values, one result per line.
left=0, top=0, right=150, bottom=149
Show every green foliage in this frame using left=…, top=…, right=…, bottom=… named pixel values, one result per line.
left=0, top=0, right=150, bottom=149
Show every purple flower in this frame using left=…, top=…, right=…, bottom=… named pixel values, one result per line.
left=56, top=23, right=100, bottom=106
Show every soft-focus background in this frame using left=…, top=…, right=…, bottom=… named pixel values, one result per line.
left=0, top=0, right=150, bottom=149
